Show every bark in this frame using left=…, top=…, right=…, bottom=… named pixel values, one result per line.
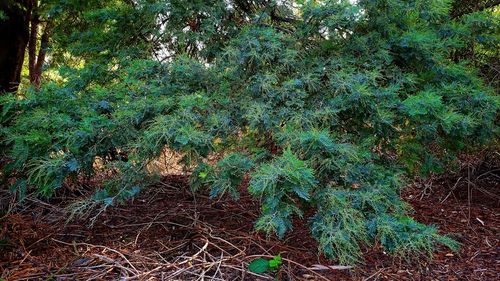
left=32, top=25, right=50, bottom=89
left=27, top=0, right=49, bottom=89
left=0, top=0, right=31, bottom=93
left=28, top=8, right=39, bottom=87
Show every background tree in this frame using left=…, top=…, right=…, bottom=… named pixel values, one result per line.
left=27, top=0, right=52, bottom=89
left=0, top=0, right=58, bottom=93
left=450, top=0, right=499, bottom=89
left=0, top=0, right=31, bottom=93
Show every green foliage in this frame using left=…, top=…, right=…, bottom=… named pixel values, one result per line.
left=248, top=255, right=282, bottom=273
left=249, top=149, right=317, bottom=238
left=1, top=0, right=498, bottom=265
left=368, top=215, right=460, bottom=259
left=268, top=254, right=283, bottom=270
left=248, top=258, right=270, bottom=274
left=311, top=190, right=369, bottom=265
left=209, top=153, right=253, bottom=199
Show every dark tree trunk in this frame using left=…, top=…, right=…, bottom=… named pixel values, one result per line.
left=0, top=0, right=31, bottom=93
left=27, top=0, right=49, bottom=90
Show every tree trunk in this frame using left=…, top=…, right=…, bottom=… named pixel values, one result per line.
left=0, top=0, right=31, bottom=94
left=27, top=0, right=49, bottom=90
left=28, top=8, right=40, bottom=88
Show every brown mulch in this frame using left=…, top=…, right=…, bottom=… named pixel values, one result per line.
left=0, top=162, right=499, bottom=280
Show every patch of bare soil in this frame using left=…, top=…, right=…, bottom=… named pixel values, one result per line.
left=0, top=160, right=498, bottom=280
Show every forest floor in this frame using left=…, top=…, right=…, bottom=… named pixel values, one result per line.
left=1, top=157, right=499, bottom=280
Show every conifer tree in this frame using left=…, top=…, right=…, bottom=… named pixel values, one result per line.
left=1, top=0, right=498, bottom=264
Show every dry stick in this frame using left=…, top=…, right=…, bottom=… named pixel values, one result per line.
left=105, top=220, right=168, bottom=229
left=196, top=251, right=217, bottom=281
left=191, top=251, right=241, bottom=269
left=309, top=264, right=354, bottom=270
left=419, top=180, right=433, bottom=200
left=195, top=217, right=262, bottom=249
left=363, top=268, right=384, bottom=281
left=178, top=268, right=226, bottom=281
left=476, top=168, right=500, bottom=180
left=212, top=252, right=224, bottom=280
left=285, top=258, right=295, bottom=280
left=51, top=238, right=139, bottom=274
left=192, top=251, right=240, bottom=268
left=80, top=251, right=166, bottom=280
left=121, top=266, right=163, bottom=281
left=196, top=254, right=207, bottom=281
left=225, top=234, right=273, bottom=254
left=164, top=264, right=198, bottom=280
left=134, top=212, right=163, bottom=246
left=93, top=254, right=136, bottom=277
left=178, top=237, right=209, bottom=266
left=159, top=238, right=244, bottom=281
left=93, top=267, right=116, bottom=280
left=468, top=165, right=472, bottom=221
left=26, top=232, right=57, bottom=250
left=475, top=185, right=500, bottom=200
left=17, top=250, right=33, bottom=267
left=157, top=239, right=189, bottom=255
left=183, top=218, right=249, bottom=258
left=206, top=240, right=247, bottom=263
left=441, top=176, right=464, bottom=203
left=207, top=233, right=245, bottom=255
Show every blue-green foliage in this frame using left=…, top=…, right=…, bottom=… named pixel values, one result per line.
left=209, top=153, right=253, bottom=199
left=368, top=215, right=460, bottom=259
left=249, top=149, right=317, bottom=238
left=1, top=0, right=498, bottom=264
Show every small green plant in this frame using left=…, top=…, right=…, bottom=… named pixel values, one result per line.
left=248, top=255, right=283, bottom=274
left=268, top=255, right=283, bottom=270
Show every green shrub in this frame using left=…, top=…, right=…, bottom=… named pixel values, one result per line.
left=1, top=0, right=498, bottom=264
